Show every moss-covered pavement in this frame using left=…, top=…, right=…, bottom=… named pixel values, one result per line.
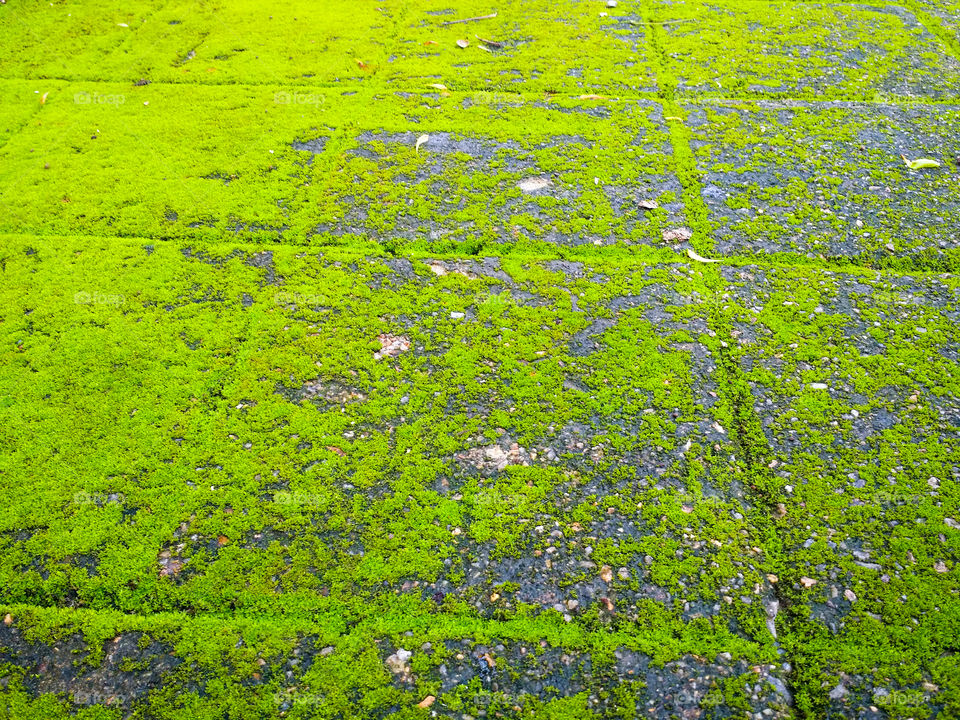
left=1, top=1, right=959, bottom=718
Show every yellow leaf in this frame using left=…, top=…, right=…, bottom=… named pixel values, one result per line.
left=687, top=249, right=719, bottom=263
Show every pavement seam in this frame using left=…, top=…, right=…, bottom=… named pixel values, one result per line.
left=708, top=300, right=828, bottom=719
left=894, top=0, right=960, bottom=62
left=3, top=76, right=960, bottom=106
left=649, top=15, right=812, bottom=717
left=2, top=227, right=957, bottom=278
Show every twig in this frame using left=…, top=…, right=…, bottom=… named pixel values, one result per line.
left=474, top=34, right=503, bottom=48
left=441, top=12, right=497, bottom=26
left=648, top=19, right=694, bottom=26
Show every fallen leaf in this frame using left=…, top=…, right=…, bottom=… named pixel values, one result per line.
left=374, top=334, right=411, bottom=360
left=800, top=576, right=817, bottom=589
left=39, top=92, right=48, bottom=105
left=517, top=177, right=551, bottom=193
left=579, top=94, right=606, bottom=100
left=456, top=39, right=469, bottom=48
left=665, top=116, right=683, bottom=121
left=424, top=40, right=439, bottom=46
left=417, top=696, right=436, bottom=709
left=638, top=200, right=659, bottom=210
left=662, top=227, right=693, bottom=242
left=600, top=565, right=613, bottom=583
left=326, top=446, right=346, bottom=456
left=427, top=83, right=448, bottom=91
left=687, top=249, right=719, bottom=263
left=901, top=155, right=940, bottom=170
left=415, top=134, right=429, bottom=153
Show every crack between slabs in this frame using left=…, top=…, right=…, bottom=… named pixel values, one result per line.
left=1, top=226, right=958, bottom=277
left=707, top=298, right=831, bottom=719
left=895, top=0, right=960, bottom=62
left=1, top=74, right=959, bottom=107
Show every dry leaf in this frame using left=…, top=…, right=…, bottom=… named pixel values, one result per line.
left=456, top=39, right=469, bottom=48
left=417, top=696, right=436, bottom=709
left=579, top=94, right=606, bottom=100
left=424, top=40, right=439, bottom=46
left=638, top=199, right=659, bottom=210
left=517, top=177, right=551, bottom=193
left=901, top=155, right=940, bottom=170
left=687, top=249, right=719, bottom=263
left=415, top=134, right=429, bottom=153
left=427, top=83, right=448, bottom=90
left=663, top=227, right=693, bottom=242
left=326, top=446, right=346, bottom=456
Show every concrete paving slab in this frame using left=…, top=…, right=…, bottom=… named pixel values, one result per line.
left=686, top=100, right=960, bottom=259
left=721, top=263, right=960, bottom=715
left=651, top=0, right=960, bottom=99
left=0, top=83, right=686, bottom=251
